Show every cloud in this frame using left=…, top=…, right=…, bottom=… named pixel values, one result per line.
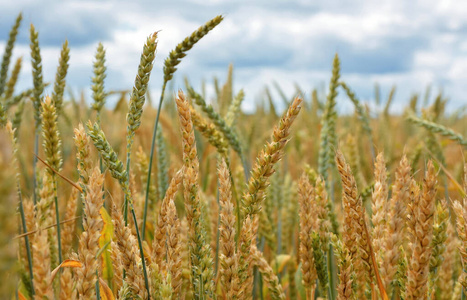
left=1, top=1, right=117, bottom=47
left=1, top=0, right=467, bottom=113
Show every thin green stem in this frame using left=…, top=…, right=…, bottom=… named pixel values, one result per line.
left=328, top=246, right=335, bottom=300
left=17, top=182, right=35, bottom=296
left=95, top=271, right=101, bottom=299
left=143, top=81, right=167, bottom=239
left=53, top=175, right=62, bottom=264
left=124, top=146, right=131, bottom=226
left=130, top=205, right=150, bottom=298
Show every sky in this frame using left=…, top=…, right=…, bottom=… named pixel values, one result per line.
left=1, top=0, right=467, bottom=113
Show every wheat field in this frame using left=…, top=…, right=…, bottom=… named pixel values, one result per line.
left=1, top=12, right=467, bottom=300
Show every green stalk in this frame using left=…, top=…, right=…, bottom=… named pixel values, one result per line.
left=17, top=183, right=34, bottom=296
left=131, top=206, right=150, bottom=297
left=328, top=245, right=335, bottom=300
left=95, top=271, right=101, bottom=300
left=52, top=176, right=62, bottom=264
left=142, top=80, right=166, bottom=237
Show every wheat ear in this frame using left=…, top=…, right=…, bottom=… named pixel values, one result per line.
left=336, top=149, right=372, bottom=297
left=76, top=167, right=105, bottom=299
left=218, top=158, right=240, bottom=298
left=0, top=12, right=22, bottom=96
left=298, top=172, right=318, bottom=298
left=406, top=161, right=437, bottom=299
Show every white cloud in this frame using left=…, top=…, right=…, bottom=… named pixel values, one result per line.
left=1, top=0, right=467, bottom=113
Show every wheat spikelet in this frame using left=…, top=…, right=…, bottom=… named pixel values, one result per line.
left=0, top=13, right=22, bottom=96
left=179, top=219, right=193, bottom=299
left=152, top=168, right=183, bottom=269
left=336, top=149, right=372, bottom=297
left=298, top=172, right=318, bottom=297
left=407, top=114, right=467, bottom=146
left=166, top=192, right=183, bottom=299
left=76, top=167, right=105, bottom=299
left=187, top=85, right=243, bottom=159
left=91, top=43, right=107, bottom=122
left=126, top=32, right=158, bottom=139
left=61, top=188, right=78, bottom=254
left=225, top=89, right=245, bottom=127
left=437, top=220, right=458, bottom=300
left=4, top=57, right=21, bottom=99
left=23, top=198, right=35, bottom=245
left=41, top=96, right=62, bottom=173
left=175, top=90, right=214, bottom=297
left=237, top=215, right=258, bottom=299
left=32, top=229, right=53, bottom=299
left=111, top=242, right=124, bottom=292
left=190, top=104, right=229, bottom=156
left=314, top=176, right=332, bottom=251
left=29, top=24, right=44, bottom=129
left=406, top=161, right=437, bottom=299
left=429, top=200, right=449, bottom=288
left=218, top=158, right=239, bottom=298
left=371, top=152, right=388, bottom=267
left=11, top=99, right=25, bottom=138
left=111, top=203, right=147, bottom=299
left=156, top=127, right=170, bottom=202
left=242, top=96, right=303, bottom=216
left=318, top=53, right=340, bottom=179
left=74, top=123, right=93, bottom=190
left=51, top=40, right=70, bottom=114
left=59, top=267, right=75, bottom=299
left=311, top=232, right=329, bottom=297
left=380, top=155, right=411, bottom=291
left=251, top=245, right=286, bottom=300
left=163, top=16, right=223, bottom=83
left=332, top=234, right=356, bottom=300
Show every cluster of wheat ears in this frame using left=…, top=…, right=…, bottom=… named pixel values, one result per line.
left=1, top=12, right=467, bottom=300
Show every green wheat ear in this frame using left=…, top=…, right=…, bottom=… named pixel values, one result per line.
left=0, top=12, right=22, bottom=96
left=4, top=57, right=22, bottom=100
left=225, top=89, right=245, bottom=127
left=91, top=42, right=107, bottom=123
left=51, top=40, right=70, bottom=115
left=156, top=126, right=169, bottom=202
left=86, top=121, right=128, bottom=186
left=186, top=85, right=243, bottom=159
left=29, top=24, right=44, bottom=129
left=0, top=102, right=6, bottom=128
left=163, top=15, right=223, bottom=83
left=127, top=32, right=158, bottom=140
left=318, top=53, right=340, bottom=181
left=407, top=113, right=467, bottom=146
